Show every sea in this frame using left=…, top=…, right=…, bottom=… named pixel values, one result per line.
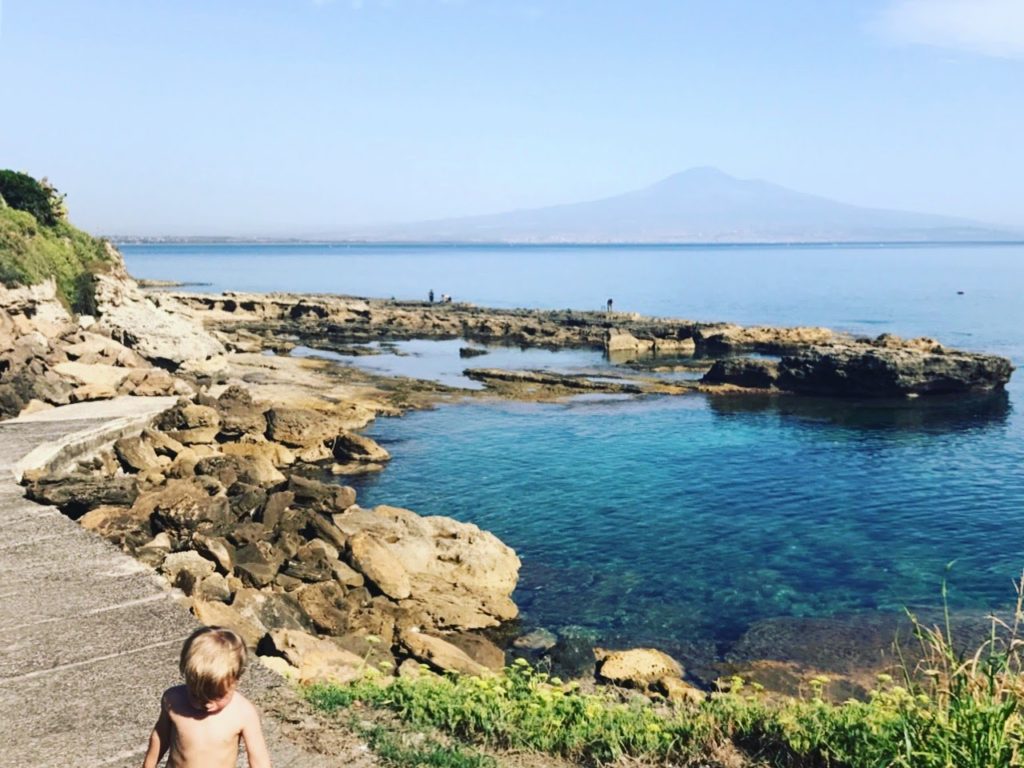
left=122, top=242, right=1024, bottom=664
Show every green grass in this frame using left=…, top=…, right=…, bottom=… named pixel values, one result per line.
left=360, top=723, right=497, bottom=768
left=306, top=594, right=1024, bottom=767
left=0, top=203, right=114, bottom=312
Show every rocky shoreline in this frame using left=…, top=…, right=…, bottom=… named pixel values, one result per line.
left=1, top=249, right=1017, bottom=704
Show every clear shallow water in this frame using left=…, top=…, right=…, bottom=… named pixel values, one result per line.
left=290, top=339, right=611, bottom=389
left=123, top=243, right=1024, bottom=654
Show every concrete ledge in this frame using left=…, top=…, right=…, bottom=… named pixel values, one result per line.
left=8, top=396, right=177, bottom=483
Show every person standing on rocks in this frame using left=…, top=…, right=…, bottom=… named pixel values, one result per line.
left=141, top=626, right=271, bottom=768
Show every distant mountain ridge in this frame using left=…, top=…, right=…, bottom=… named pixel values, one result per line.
left=340, top=167, right=1019, bottom=244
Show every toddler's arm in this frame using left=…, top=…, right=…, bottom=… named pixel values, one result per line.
left=240, top=697, right=272, bottom=768
left=141, top=693, right=171, bottom=768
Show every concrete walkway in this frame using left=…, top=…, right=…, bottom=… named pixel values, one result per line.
left=0, top=398, right=353, bottom=768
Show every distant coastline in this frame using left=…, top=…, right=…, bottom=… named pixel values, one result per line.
left=111, top=236, right=1024, bottom=247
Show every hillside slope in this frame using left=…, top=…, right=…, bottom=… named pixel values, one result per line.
left=0, top=172, right=114, bottom=311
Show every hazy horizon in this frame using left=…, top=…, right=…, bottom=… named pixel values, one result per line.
left=3, top=1, right=1023, bottom=236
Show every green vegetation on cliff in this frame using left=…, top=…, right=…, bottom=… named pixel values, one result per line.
left=0, top=170, right=114, bottom=312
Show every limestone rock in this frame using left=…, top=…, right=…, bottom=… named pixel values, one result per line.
left=651, top=676, right=705, bottom=704
left=142, top=428, right=186, bottom=458
left=114, top=435, right=162, bottom=473
left=197, top=573, right=233, bottom=603
left=52, top=362, right=132, bottom=390
left=288, top=474, right=356, bottom=511
left=77, top=504, right=149, bottom=549
left=161, top=550, right=216, bottom=584
left=349, top=532, right=411, bottom=600
left=70, top=383, right=118, bottom=402
left=332, top=505, right=520, bottom=631
left=605, top=330, right=654, bottom=354
left=702, top=358, right=779, bottom=389
left=597, top=648, right=683, bottom=687
left=231, top=587, right=314, bottom=634
left=93, top=271, right=225, bottom=367
left=263, top=628, right=366, bottom=683
left=195, top=454, right=285, bottom=488
left=401, top=630, right=489, bottom=676
left=778, top=342, right=1014, bottom=397
left=215, top=385, right=268, bottom=439
left=27, top=474, right=139, bottom=517
left=222, top=440, right=295, bottom=468
left=331, top=431, right=390, bottom=463
left=265, top=407, right=335, bottom=447
left=192, top=533, right=236, bottom=573
left=445, top=632, right=506, bottom=671
left=192, top=599, right=267, bottom=648
left=136, top=532, right=173, bottom=568
left=296, top=581, right=351, bottom=635
left=134, top=478, right=233, bottom=533
left=234, top=541, right=284, bottom=588
left=154, top=401, right=221, bottom=444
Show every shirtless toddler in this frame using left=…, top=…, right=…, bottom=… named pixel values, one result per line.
left=142, top=626, right=271, bottom=768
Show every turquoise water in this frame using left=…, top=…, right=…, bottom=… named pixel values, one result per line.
left=123, top=243, right=1024, bottom=657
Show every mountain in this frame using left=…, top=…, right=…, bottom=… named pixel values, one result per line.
left=341, top=167, right=1018, bottom=244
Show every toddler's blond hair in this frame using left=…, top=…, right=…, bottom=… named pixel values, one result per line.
left=179, top=626, right=246, bottom=702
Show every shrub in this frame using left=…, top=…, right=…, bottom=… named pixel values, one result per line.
left=0, top=170, right=65, bottom=226
left=307, top=587, right=1024, bottom=767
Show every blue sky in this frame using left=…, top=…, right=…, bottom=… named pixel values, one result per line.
left=1, top=0, right=1022, bottom=236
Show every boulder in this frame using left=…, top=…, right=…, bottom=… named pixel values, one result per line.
left=262, top=629, right=366, bottom=683
left=154, top=401, right=221, bottom=444
left=92, top=271, right=225, bottom=367
left=265, top=407, right=335, bottom=447
left=121, top=367, right=184, bottom=397
left=192, top=599, right=267, bottom=648
left=134, top=478, right=233, bottom=533
left=195, top=454, right=285, bottom=488
left=596, top=648, right=683, bottom=688
left=52, top=361, right=132, bottom=390
left=401, top=630, right=489, bottom=676
left=513, top=628, right=558, bottom=651
left=332, top=505, right=520, bottom=631
left=296, top=581, right=351, bottom=635
left=135, top=532, right=173, bottom=568
left=605, top=330, right=654, bottom=354
left=192, top=533, right=235, bottom=573
left=259, top=491, right=294, bottom=529
left=160, top=550, right=217, bottom=586
left=651, top=676, right=705, bottom=704
left=214, top=385, right=268, bottom=439
left=288, top=474, right=356, bottom=511
left=27, top=475, right=139, bottom=518
left=331, top=431, right=390, bottom=463
left=70, top=383, right=118, bottom=402
left=77, top=504, right=150, bottom=549
left=142, top=430, right=186, bottom=460
left=445, top=632, right=506, bottom=671
left=234, top=541, right=284, bottom=588
left=196, top=573, right=233, bottom=603
left=348, top=532, right=411, bottom=600
left=114, top=435, right=162, bottom=473
left=222, top=440, right=295, bottom=468
left=231, top=587, right=314, bottom=634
